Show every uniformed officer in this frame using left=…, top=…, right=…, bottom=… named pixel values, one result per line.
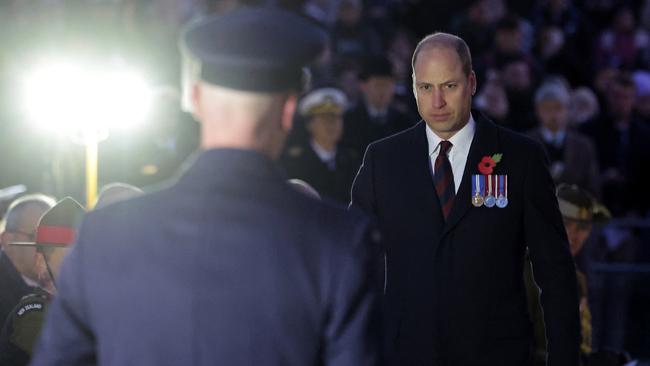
left=281, top=86, right=361, bottom=202
left=0, top=198, right=85, bottom=366
left=31, top=7, right=383, bottom=366
left=525, top=184, right=610, bottom=365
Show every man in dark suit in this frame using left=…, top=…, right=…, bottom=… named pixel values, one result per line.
left=342, top=56, right=414, bottom=157
left=0, top=195, right=54, bottom=324
left=527, top=81, right=601, bottom=197
left=31, top=8, right=382, bottom=366
left=351, top=32, right=580, bottom=366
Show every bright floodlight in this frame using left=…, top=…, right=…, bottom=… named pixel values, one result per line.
left=22, top=59, right=152, bottom=140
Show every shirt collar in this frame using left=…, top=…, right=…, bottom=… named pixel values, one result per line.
left=426, top=113, right=476, bottom=156
left=310, top=140, right=337, bottom=162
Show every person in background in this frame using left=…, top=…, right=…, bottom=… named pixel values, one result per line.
left=0, top=198, right=85, bottom=366
left=342, top=55, right=413, bottom=156
left=281, top=87, right=360, bottom=203
left=0, top=194, right=54, bottom=324
left=528, top=80, right=600, bottom=196
left=525, top=184, right=611, bottom=365
left=569, top=87, right=600, bottom=127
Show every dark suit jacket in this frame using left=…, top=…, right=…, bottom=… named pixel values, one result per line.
left=0, top=251, right=31, bottom=327
left=527, top=128, right=601, bottom=197
left=342, top=102, right=414, bottom=157
left=281, top=143, right=361, bottom=203
left=31, top=149, right=383, bottom=366
left=351, top=113, right=580, bottom=366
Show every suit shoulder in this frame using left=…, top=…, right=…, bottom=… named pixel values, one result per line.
left=366, top=121, right=424, bottom=152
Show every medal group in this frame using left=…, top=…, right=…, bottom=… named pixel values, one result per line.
left=472, top=174, right=508, bottom=208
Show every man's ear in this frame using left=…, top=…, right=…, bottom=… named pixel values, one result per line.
left=281, top=94, right=297, bottom=132
left=0, top=231, right=11, bottom=250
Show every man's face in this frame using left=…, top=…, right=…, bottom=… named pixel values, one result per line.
left=0, top=204, right=49, bottom=281
left=564, top=218, right=592, bottom=256
left=307, top=113, right=343, bottom=149
left=413, top=47, right=476, bottom=139
left=536, top=99, right=568, bottom=132
left=361, top=76, right=395, bottom=110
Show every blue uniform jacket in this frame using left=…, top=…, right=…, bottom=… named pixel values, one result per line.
left=31, top=149, right=383, bottom=366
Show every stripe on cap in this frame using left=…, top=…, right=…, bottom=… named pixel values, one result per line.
left=36, top=226, right=76, bottom=246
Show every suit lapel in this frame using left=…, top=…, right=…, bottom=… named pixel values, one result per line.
left=443, top=113, right=500, bottom=236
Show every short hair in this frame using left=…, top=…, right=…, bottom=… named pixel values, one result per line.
left=535, top=82, right=571, bottom=106
left=3, top=194, right=56, bottom=232
left=411, top=32, right=473, bottom=77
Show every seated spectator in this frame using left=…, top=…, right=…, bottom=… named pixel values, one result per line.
left=528, top=80, right=600, bottom=196
left=281, top=87, right=360, bottom=203
left=569, top=87, right=600, bottom=127
left=330, top=0, right=382, bottom=65
left=0, top=194, right=54, bottom=325
left=496, top=55, right=537, bottom=132
left=341, top=56, right=413, bottom=156
left=580, top=73, right=650, bottom=217
left=594, top=6, right=650, bottom=70
left=473, top=73, right=510, bottom=126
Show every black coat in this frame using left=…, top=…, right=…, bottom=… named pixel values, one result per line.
left=31, top=149, right=383, bottom=366
left=342, top=103, right=414, bottom=157
left=351, top=114, right=580, bottom=366
left=281, top=143, right=361, bottom=203
left=0, top=251, right=31, bottom=327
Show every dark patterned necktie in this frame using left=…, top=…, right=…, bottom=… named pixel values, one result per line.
left=433, top=140, right=455, bottom=220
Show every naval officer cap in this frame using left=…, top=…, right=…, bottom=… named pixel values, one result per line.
left=180, top=7, right=327, bottom=93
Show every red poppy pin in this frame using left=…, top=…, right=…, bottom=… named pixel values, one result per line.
left=478, top=153, right=503, bottom=175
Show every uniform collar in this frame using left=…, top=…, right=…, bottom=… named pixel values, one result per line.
left=177, top=148, right=285, bottom=190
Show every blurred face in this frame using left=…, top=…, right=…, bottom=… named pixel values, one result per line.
left=536, top=99, right=569, bottom=132
left=0, top=204, right=50, bottom=281
left=307, top=113, right=343, bottom=150
left=608, top=83, right=637, bottom=121
left=564, top=218, right=592, bottom=256
left=413, top=46, right=476, bottom=139
left=361, top=76, right=395, bottom=110
left=502, top=61, right=531, bottom=91
left=495, top=29, right=523, bottom=52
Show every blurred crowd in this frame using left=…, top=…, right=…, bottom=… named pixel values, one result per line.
left=0, top=0, right=649, bottom=362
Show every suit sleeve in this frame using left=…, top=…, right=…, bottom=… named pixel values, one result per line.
left=524, top=143, right=581, bottom=366
left=350, top=145, right=376, bottom=215
left=30, top=218, right=97, bottom=366
left=324, top=220, right=383, bottom=366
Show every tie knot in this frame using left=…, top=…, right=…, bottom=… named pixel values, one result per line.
left=439, top=140, right=452, bottom=155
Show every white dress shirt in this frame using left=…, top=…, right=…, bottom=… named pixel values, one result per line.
left=425, top=114, right=476, bottom=193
